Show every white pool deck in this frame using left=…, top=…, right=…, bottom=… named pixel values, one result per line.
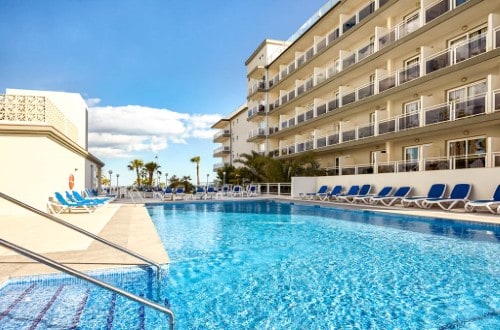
left=1, top=195, right=499, bottom=284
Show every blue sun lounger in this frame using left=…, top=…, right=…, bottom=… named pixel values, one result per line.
left=465, top=184, right=500, bottom=214
left=401, top=183, right=446, bottom=208
left=370, top=186, right=412, bottom=206
left=420, top=183, right=472, bottom=210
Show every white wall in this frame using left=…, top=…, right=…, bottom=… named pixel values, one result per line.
left=292, top=167, right=500, bottom=201
left=0, top=135, right=88, bottom=212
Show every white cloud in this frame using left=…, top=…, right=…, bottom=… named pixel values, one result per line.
left=85, top=98, right=101, bottom=107
left=88, top=105, right=221, bottom=159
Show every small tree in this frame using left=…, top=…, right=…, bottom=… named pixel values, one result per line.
left=127, top=159, right=144, bottom=186
left=190, top=156, right=201, bottom=186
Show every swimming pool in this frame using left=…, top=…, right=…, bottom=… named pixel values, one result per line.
left=0, top=200, right=498, bottom=329
left=148, top=200, right=500, bottom=329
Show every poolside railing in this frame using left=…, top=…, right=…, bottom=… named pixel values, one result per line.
left=0, top=238, right=175, bottom=330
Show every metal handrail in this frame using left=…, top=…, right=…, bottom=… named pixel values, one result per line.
left=0, top=192, right=162, bottom=276
left=0, top=238, right=174, bottom=330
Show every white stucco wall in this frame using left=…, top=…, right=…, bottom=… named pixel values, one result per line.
left=292, top=168, right=500, bottom=201
left=6, top=89, right=88, bottom=149
left=0, top=135, right=87, bottom=212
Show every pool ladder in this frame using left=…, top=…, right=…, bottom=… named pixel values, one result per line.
left=0, top=192, right=175, bottom=330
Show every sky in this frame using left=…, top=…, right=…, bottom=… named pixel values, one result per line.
left=1, top=0, right=327, bottom=185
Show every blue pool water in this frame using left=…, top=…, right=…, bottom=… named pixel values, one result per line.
left=0, top=200, right=499, bottom=329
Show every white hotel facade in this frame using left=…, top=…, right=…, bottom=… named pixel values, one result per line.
left=213, top=0, right=500, bottom=198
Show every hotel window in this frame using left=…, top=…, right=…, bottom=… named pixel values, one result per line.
left=447, top=80, right=487, bottom=118
left=403, top=146, right=420, bottom=172
left=401, top=100, right=420, bottom=130
left=402, top=11, right=419, bottom=36
left=448, top=136, right=486, bottom=169
left=449, top=27, right=487, bottom=63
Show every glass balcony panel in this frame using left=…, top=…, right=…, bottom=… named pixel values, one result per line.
left=306, top=79, right=314, bottom=90
left=454, top=154, right=486, bottom=169
left=297, top=143, right=305, bottom=153
left=288, top=90, right=295, bottom=100
left=358, top=2, right=374, bottom=22
left=494, top=153, right=500, bottom=167
left=281, top=121, right=288, bottom=129
left=426, top=51, right=450, bottom=74
left=379, top=30, right=395, bottom=50
left=455, top=35, right=486, bottom=63
left=328, top=28, right=340, bottom=44
left=399, top=65, right=420, bottom=84
left=358, top=124, right=374, bottom=138
left=288, top=62, right=296, bottom=74
left=281, top=147, right=288, bottom=156
left=398, top=161, right=419, bottom=172
left=327, top=134, right=339, bottom=145
left=343, top=15, right=356, bottom=33
left=342, top=167, right=356, bottom=175
left=378, top=119, right=396, bottom=134
left=453, top=95, right=486, bottom=119
left=316, top=103, right=327, bottom=116
left=379, top=0, right=389, bottom=7
left=342, top=53, right=356, bottom=69
left=305, top=110, right=314, bottom=121
left=305, top=140, right=314, bottom=150
left=425, top=158, right=450, bottom=171
left=328, top=98, right=339, bottom=112
left=399, top=15, right=420, bottom=38
left=425, top=0, right=449, bottom=23
left=496, top=29, right=500, bottom=48
left=306, top=48, right=314, bottom=61
left=289, top=118, right=295, bottom=126
left=342, top=130, right=356, bottom=142
left=495, top=91, right=500, bottom=111
left=274, top=99, right=280, bottom=108
left=398, top=113, right=420, bottom=130
left=317, top=38, right=327, bottom=53
left=357, top=165, right=374, bottom=174
left=281, top=69, right=288, bottom=79
left=455, top=0, right=469, bottom=6
left=297, top=55, right=305, bottom=67
left=269, top=103, right=275, bottom=111
left=358, top=83, right=374, bottom=100
left=425, top=105, right=450, bottom=125
left=358, top=43, right=374, bottom=61
left=297, top=114, right=305, bottom=123
left=342, top=91, right=356, bottom=105
left=288, top=145, right=296, bottom=154
left=379, top=75, right=396, bottom=92
left=281, top=95, right=288, bottom=104
left=317, top=137, right=327, bottom=148
left=378, top=163, right=396, bottom=173
left=297, top=85, right=304, bottom=96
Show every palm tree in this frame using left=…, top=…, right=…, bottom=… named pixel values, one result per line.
left=127, top=159, right=144, bottom=186
left=190, top=156, right=201, bottom=186
left=143, top=161, right=161, bottom=187
left=234, top=151, right=267, bottom=182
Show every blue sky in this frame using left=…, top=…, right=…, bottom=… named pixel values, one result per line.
left=1, top=0, right=326, bottom=185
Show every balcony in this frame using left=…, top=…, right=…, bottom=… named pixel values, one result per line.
left=213, top=146, right=230, bottom=157
left=379, top=14, right=420, bottom=50
left=213, top=130, right=230, bottom=142
left=248, top=80, right=266, bottom=97
left=425, top=33, right=486, bottom=74
left=213, top=163, right=225, bottom=171
left=247, top=104, right=267, bottom=120
left=247, top=127, right=279, bottom=142
left=275, top=89, right=497, bottom=158
left=0, top=94, right=78, bottom=142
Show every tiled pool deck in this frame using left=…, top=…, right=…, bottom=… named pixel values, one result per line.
left=1, top=195, right=499, bottom=284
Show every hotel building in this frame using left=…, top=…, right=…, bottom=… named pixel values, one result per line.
left=214, top=0, right=500, bottom=197
left=0, top=89, right=104, bottom=211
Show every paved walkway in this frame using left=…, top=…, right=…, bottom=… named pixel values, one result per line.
left=1, top=195, right=498, bottom=285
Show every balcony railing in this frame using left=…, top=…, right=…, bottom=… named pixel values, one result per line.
left=247, top=104, right=266, bottom=119
left=213, top=146, right=230, bottom=156
left=379, top=14, right=421, bottom=50
left=248, top=81, right=266, bottom=95
left=213, top=129, right=230, bottom=142
left=0, top=94, right=78, bottom=143
left=248, top=127, right=279, bottom=140
left=379, top=62, right=420, bottom=93
left=273, top=89, right=497, bottom=157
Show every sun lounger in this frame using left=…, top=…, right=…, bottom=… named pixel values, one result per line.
left=72, top=191, right=108, bottom=205
left=205, top=187, right=216, bottom=199
left=353, top=186, right=393, bottom=204
left=194, top=186, right=206, bottom=200
left=48, top=192, right=96, bottom=214
left=330, top=185, right=359, bottom=202
left=370, top=186, right=412, bottom=206
left=337, top=184, right=372, bottom=203
left=465, top=184, right=500, bottom=214
left=247, top=185, right=258, bottom=197
left=174, top=187, right=185, bottom=200
left=420, top=183, right=472, bottom=210
left=232, top=185, right=244, bottom=197
left=320, top=185, right=343, bottom=201
left=401, top=183, right=446, bottom=208
left=299, top=185, right=328, bottom=200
